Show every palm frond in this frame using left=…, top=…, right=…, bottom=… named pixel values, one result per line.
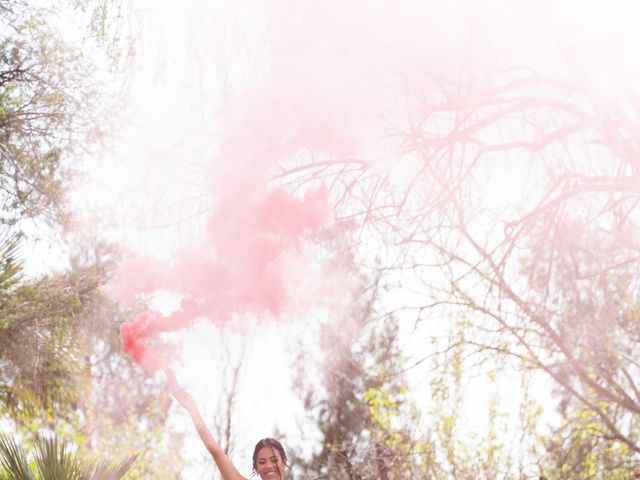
left=0, top=231, right=22, bottom=299
left=0, top=434, right=32, bottom=480
left=81, top=453, right=138, bottom=480
left=34, top=435, right=82, bottom=480
left=0, top=435, right=136, bottom=480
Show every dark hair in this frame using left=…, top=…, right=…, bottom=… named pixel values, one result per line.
left=252, top=437, right=287, bottom=471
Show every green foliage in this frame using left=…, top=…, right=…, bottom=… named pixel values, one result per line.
left=0, top=434, right=31, bottom=480
left=362, top=381, right=437, bottom=479
left=0, top=434, right=136, bottom=479
left=0, top=263, right=101, bottom=413
left=0, top=12, right=84, bottom=226
left=0, top=232, right=21, bottom=305
left=542, top=400, right=638, bottom=479
left=0, top=262, right=184, bottom=479
left=67, top=0, right=134, bottom=71
left=0, top=0, right=130, bottom=231
left=0, top=2, right=181, bottom=479
left=291, top=274, right=439, bottom=479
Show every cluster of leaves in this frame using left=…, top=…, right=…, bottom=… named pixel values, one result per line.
left=0, top=1, right=99, bottom=228
left=0, top=240, right=182, bottom=478
left=0, top=434, right=136, bottom=479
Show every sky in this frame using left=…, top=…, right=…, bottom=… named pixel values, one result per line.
left=36, top=0, right=640, bottom=477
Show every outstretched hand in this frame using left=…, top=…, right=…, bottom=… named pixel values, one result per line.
left=165, top=369, right=196, bottom=411
left=165, top=371, right=238, bottom=473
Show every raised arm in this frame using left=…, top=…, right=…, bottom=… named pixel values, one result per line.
left=166, top=369, right=247, bottom=480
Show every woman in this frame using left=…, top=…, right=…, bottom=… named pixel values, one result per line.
left=166, top=369, right=288, bottom=480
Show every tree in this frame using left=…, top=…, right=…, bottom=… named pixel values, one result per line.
left=0, top=2, right=182, bottom=478
left=287, top=235, right=440, bottom=479
left=292, top=312, right=439, bottom=479
left=275, top=3, right=640, bottom=475
left=0, top=244, right=184, bottom=478
left=0, top=1, right=103, bottom=227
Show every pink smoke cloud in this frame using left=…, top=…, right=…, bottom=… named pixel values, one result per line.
left=116, top=0, right=635, bottom=370
left=115, top=2, right=431, bottom=371
left=117, top=186, right=331, bottom=370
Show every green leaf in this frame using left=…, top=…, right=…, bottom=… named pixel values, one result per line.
left=0, top=435, right=33, bottom=480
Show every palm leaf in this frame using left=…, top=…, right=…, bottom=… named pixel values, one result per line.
left=0, top=435, right=136, bottom=480
left=0, top=231, right=22, bottom=296
left=0, top=434, right=32, bottom=480
left=81, top=453, right=138, bottom=480
left=33, top=435, right=82, bottom=480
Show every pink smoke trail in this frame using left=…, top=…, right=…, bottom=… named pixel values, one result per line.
left=117, top=186, right=330, bottom=370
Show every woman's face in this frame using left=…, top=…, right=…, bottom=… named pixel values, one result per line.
left=255, top=446, right=286, bottom=479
